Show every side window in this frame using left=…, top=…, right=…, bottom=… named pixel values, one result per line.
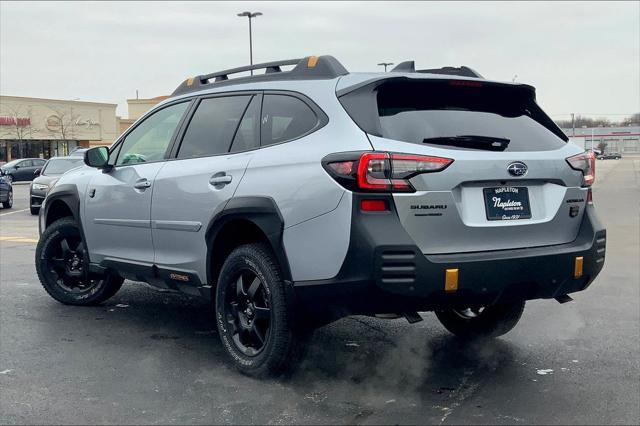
left=34, top=159, right=45, bottom=167
left=116, top=102, right=189, bottom=166
left=229, top=95, right=261, bottom=153
left=20, top=160, right=33, bottom=167
left=260, top=95, right=318, bottom=146
left=177, top=96, right=251, bottom=159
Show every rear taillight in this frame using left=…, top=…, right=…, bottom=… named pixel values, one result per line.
left=566, top=151, right=595, bottom=187
left=323, top=151, right=453, bottom=193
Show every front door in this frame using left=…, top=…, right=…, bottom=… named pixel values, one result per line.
left=83, top=101, right=190, bottom=266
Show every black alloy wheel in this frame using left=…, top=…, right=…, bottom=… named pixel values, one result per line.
left=222, top=270, right=272, bottom=356
left=36, top=218, right=123, bottom=305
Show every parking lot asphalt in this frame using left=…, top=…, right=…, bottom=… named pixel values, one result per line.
left=1, top=159, right=639, bottom=425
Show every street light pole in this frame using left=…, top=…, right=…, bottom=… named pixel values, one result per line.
left=237, top=11, right=262, bottom=75
left=377, top=62, right=394, bottom=72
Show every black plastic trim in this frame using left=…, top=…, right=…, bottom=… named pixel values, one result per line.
left=40, top=184, right=91, bottom=264
left=205, top=196, right=292, bottom=286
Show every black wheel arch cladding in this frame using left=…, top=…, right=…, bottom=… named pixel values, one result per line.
left=41, top=184, right=92, bottom=262
left=206, top=196, right=293, bottom=287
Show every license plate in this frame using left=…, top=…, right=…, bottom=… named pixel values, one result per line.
left=483, top=186, right=531, bottom=221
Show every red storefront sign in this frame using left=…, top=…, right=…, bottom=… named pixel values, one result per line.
left=0, top=116, right=31, bottom=126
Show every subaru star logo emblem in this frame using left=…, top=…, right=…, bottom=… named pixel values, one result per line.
left=507, top=162, right=528, bottom=177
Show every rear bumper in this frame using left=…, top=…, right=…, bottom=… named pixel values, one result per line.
left=293, top=195, right=606, bottom=317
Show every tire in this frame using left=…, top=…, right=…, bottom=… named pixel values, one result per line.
left=215, top=242, right=304, bottom=377
left=435, top=300, right=525, bottom=339
left=2, top=190, right=12, bottom=209
left=35, top=217, right=124, bottom=305
left=5, top=174, right=13, bottom=184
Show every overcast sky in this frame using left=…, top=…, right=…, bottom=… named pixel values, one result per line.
left=1, top=1, right=638, bottom=119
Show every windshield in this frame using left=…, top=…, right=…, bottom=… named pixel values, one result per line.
left=42, top=158, right=83, bottom=175
left=2, top=159, right=22, bottom=168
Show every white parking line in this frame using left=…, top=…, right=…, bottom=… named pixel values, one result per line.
left=0, top=208, right=30, bottom=217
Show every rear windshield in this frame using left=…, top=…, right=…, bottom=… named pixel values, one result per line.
left=340, top=79, right=567, bottom=152
left=42, top=158, right=83, bottom=175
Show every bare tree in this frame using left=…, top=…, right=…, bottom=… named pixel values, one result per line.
left=0, top=103, right=39, bottom=142
left=45, top=105, right=82, bottom=140
left=621, top=113, right=640, bottom=126
left=597, top=141, right=608, bottom=154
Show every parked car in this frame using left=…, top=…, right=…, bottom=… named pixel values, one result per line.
left=0, top=173, right=13, bottom=209
left=35, top=56, right=606, bottom=376
left=0, top=158, right=47, bottom=183
left=30, top=156, right=85, bottom=215
left=597, top=152, right=622, bottom=160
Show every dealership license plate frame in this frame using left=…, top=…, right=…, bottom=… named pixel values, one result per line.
left=483, top=186, right=532, bottom=221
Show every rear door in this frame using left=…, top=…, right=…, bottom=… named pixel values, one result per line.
left=151, top=93, right=259, bottom=282
left=341, top=78, right=588, bottom=254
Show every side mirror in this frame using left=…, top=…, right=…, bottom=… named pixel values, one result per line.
left=34, top=168, right=41, bottom=176
left=14, top=165, right=20, bottom=170
left=84, top=146, right=109, bottom=169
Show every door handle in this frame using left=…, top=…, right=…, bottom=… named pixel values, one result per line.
left=209, top=174, right=232, bottom=186
left=133, top=179, right=152, bottom=189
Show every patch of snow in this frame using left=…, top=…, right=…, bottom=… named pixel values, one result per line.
left=0, top=369, right=12, bottom=374
left=536, top=369, right=554, bottom=375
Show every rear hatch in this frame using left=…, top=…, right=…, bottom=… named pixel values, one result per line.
left=339, top=77, right=589, bottom=254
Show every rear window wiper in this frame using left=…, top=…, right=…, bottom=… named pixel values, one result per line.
left=422, top=135, right=510, bottom=151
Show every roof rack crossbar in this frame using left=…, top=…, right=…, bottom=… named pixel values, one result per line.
left=200, top=58, right=301, bottom=83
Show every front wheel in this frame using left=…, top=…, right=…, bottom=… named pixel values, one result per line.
left=216, top=243, right=305, bottom=377
left=36, top=217, right=124, bottom=305
left=2, top=190, right=12, bottom=209
left=435, top=300, right=525, bottom=339
left=5, top=174, right=13, bottom=184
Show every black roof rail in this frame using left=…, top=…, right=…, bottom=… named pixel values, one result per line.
left=390, top=61, right=483, bottom=79
left=172, top=55, right=348, bottom=96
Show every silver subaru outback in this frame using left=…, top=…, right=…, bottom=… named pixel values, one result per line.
left=35, top=56, right=606, bottom=376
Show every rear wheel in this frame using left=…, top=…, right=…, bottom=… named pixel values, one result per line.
left=216, top=243, right=305, bottom=377
left=36, top=217, right=123, bottom=305
left=5, top=174, right=14, bottom=184
left=2, top=190, right=12, bottom=209
left=435, top=300, right=525, bottom=339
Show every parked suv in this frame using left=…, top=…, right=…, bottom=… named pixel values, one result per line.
left=35, top=56, right=606, bottom=376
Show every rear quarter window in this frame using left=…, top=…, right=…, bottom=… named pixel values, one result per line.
left=260, top=95, right=319, bottom=146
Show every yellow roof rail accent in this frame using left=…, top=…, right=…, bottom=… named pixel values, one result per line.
left=186, top=78, right=194, bottom=87
left=307, top=56, right=319, bottom=68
